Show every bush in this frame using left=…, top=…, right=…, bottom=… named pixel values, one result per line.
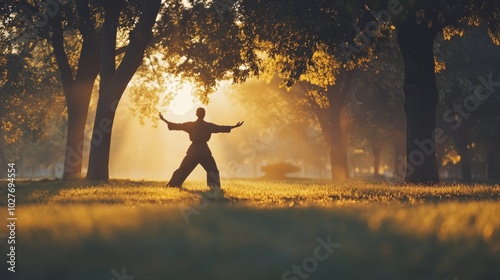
left=261, top=161, right=300, bottom=179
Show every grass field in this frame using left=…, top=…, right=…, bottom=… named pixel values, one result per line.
left=0, top=179, right=499, bottom=280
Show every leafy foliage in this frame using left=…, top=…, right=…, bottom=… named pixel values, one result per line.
left=129, top=0, right=260, bottom=122
left=0, top=42, right=64, bottom=145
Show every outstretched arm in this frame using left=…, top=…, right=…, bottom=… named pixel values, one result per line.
left=159, top=113, right=172, bottom=125
left=211, top=121, right=244, bottom=133
left=231, top=121, right=244, bottom=129
left=158, top=112, right=184, bottom=130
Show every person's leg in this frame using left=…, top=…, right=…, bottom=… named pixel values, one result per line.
left=167, top=156, right=199, bottom=187
left=199, top=156, right=221, bottom=188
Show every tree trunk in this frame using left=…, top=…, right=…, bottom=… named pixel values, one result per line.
left=487, top=132, right=500, bottom=181
left=297, top=81, right=331, bottom=146
left=487, top=150, right=500, bottom=181
left=86, top=93, right=117, bottom=180
left=325, top=71, right=353, bottom=181
left=372, top=141, right=382, bottom=177
left=86, top=0, right=122, bottom=181
left=393, top=131, right=406, bottom=178
left=63, top=83, right=94, bottom=179
left=86, top=0, right=161, bottom=181
left=329, top=103, right=348, bottom=181
left=50, top=0, right=99, bottom=180
left=397, top=22, right=440, bottom=184
left=438, top=97, right=472, bottom=183
left=457, top=143, right=472, bottom=182
left=454, top=129, right=472, bottom=183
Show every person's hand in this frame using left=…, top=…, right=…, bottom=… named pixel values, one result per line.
left=159, top=112, right=166, bottom=121
left=233, top=121, right=244, bottom=128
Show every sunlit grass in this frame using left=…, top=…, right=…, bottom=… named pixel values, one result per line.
left=0, top=179, right=499, bottom=279
left=7, top=179, right=500, bottom=206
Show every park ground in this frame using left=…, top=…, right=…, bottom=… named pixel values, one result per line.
left=0, top=179, right=499, bottom=280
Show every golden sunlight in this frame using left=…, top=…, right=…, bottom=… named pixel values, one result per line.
left=165, top=81, right=200, bottom=116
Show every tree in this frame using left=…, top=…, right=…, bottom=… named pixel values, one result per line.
left=128, top=0, right=260, bottom=122
left=3, top=0, right=100, bottom=179
left=241, top=0, right=500, bottom=184
left=239, top=0, right=373, bottom=181
left=86, top=0, right=161, bottom=180
left=300, top=70, right=354, bottom=181
left=386, top=0, right=500, bottom=183
left=86, top=0, right=260, bottom=180
left=435, top=25, right=500, bottom=182
left=228, top=76, right=330, bottom=178
left=487, top=130, right=500, bottom=181
left=0, top=38, right=64, bottom=178
left=347, top=39, right=405, bottom=178
left=5, top=0, right=175, bottom=181
left=254, top=52, right=355, bottom=181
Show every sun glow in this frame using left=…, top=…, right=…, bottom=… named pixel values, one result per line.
left=164, top=81, right=201, bottom=116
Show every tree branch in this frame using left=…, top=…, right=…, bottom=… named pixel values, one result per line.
left=107, top=0, right=161, bottom=98
left=100, top=0, right=124, bottom=88
left=48, top=12, right=73, bottom=92
left=75, top=0, right=99, bottom=83
left=114, top=45, right=128, bottom=56
left=114, top=29, right=170, bottom=56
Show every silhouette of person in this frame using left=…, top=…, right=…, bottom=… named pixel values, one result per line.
left=159, top=108, right=243, bottom=189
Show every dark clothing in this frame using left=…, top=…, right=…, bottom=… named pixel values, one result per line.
left=167, top=119, right=232, bottom=187
left=167, top=120, right=232, bottom=156
left=168, top=155, right=220, bottom=187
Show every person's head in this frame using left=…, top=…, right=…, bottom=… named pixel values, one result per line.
left=196, top=107, right=206, bottom=120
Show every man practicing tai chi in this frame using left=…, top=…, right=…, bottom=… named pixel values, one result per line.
left=159, top=108, right=243, bottom=189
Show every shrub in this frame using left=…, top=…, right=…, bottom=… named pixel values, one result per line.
left=261, top=161, right=300, bottom=179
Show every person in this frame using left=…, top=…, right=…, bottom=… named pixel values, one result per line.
left=159, top=107, right=243, bottom=189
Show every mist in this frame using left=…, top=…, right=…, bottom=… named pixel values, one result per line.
left=99, top=79, right=332, bottom=180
